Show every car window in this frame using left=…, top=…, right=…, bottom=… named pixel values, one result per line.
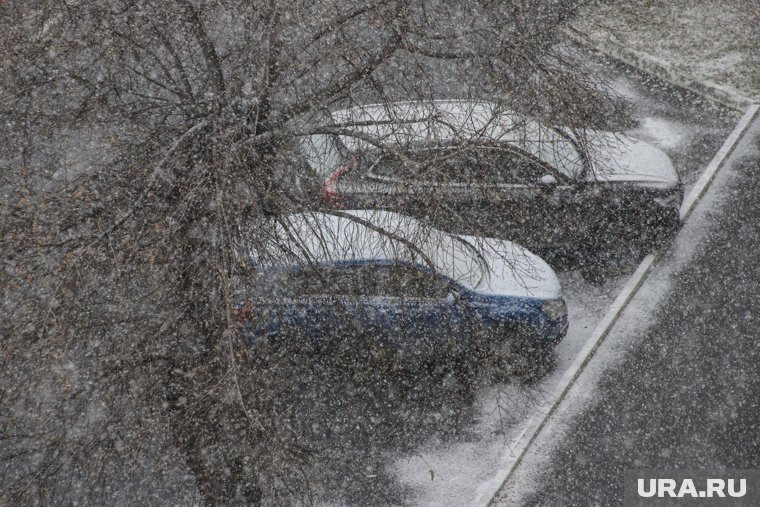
left=369, top=146, right=546, bottom=184
left=256, top=264, right=383, bottom=298
left=257, top=263, right=454, bottom=300
left=281, top=267, right=336, bottom=296
left=283, top=265, right=370, bottom=297
left=375, top=264, right=452, bottom=299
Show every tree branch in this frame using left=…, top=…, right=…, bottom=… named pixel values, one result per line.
left=178, top=0, right=226, bottom=100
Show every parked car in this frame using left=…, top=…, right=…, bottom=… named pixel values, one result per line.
left=301, top=100, right=683, bottom=253
left=242, top=209, right=568, bottom=370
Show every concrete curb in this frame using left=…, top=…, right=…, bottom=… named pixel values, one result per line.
left=478, top=104, right=760, bottom=507
left=681, top=104, right=760, bottom=220
left=564, top=27, right=755, bottom=112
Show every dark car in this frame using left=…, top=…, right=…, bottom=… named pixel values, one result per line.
left=302, top=100, right=683, bottom=254
left=243, top=210, right=567, bottom=371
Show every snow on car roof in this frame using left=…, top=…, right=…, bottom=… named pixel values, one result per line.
left=330, top=100, right=512, bottom=147
left=252, top=209, right=563, bottom=299
left=254, top=209, right=485, bottom=288
left=328, top=99, right=585, bottom=178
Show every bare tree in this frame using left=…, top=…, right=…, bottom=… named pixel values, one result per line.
left=1, top=0, right=619, bottom=504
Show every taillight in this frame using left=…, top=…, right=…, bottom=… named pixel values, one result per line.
left=323, top=164, right=351, bottom=209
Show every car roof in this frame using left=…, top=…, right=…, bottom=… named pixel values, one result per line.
left=330, top=100, right=516, bottom=146
left=328, top=100, right=586, bottom=178
left=253, top=209, right=485, bottom=289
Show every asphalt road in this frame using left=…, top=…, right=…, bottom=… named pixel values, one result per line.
left=517, top=118, right=760, bottom=505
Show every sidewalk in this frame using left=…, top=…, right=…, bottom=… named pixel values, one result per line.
left=571, top=0, right=760, bottom=108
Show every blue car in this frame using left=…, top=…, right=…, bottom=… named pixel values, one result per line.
left=243, top=210, right=567, bottom=365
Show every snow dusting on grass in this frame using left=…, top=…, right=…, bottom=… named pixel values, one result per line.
left=628, top=117, right=689, bottom=150
left=573, top=0, right=760, bottom=105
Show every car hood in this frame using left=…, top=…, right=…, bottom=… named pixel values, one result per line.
left=588, top=132, right=680, bottom=187
left=458, top=235, right=562, bottom=300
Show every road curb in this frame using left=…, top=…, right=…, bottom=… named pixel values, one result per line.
left=479, top=104, right=760, bottom=506
left=564, top=27, right=755, bottom=112
left=681, top=104, right=760, bottom=220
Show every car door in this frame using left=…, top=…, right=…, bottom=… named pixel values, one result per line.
left=516, top=155, right=584, bottom=249
left=247, top=263, right=394, bottom=350
left=453, top=146, right=586, bottom=250
left=390, top=146, right=543, bottom=243
left=529, top=130, right=598, bottom=248
left=480, top=148, right=550, bottom=244
left=372, top=263, right=466, bottom=361
left=325, top=263, right=400, bottom=352
left=246, top=266, right=343, bottom=351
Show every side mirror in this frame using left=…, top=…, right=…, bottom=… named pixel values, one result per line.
left=539, top=174, right=558, bottom=186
